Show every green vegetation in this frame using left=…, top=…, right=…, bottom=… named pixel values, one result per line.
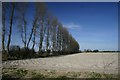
left=2, top=68, right=118, bottom=79
left=86, top=72, right=102, bottom=78
left=15, top=69, right=28, bottom=77
left=2, top=68, right=28, bottom=78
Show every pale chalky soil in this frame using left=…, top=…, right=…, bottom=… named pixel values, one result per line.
left=2, top=53, right=118, bottom=74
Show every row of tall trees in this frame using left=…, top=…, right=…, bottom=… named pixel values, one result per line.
left=2, top=2, right=79, bottom=59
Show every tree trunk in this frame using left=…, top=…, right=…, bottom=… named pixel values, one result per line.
left=32, top=30, right=36, bottom=50
left=7, top=3, right=15, bottom=53
left=24, top=20, right=27, bottom=48
left=2, top=5, right=5, bottom=52
left=46, top=28, right=49, bottom=51
left=27, top=17, right=38, bottom=48
left=39, top=20, right=44, bottom=52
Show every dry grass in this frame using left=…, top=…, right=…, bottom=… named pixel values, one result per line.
left=2, top=68, right=118, bottom=79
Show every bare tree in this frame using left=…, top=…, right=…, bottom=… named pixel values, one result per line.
left=7, top=3, right=15, bottom=53
left=2, top=2, right=80, bottom=57
left=44, top=12, right=54, bottom=53
left=51, top=17, right=58, bottom=53
left=17, top=3, right=28, bottom=48
left=27, top=3, right=40, bottom=49
left=56, top=22, right=62, bottom=52
left=46, top=13, right=51, bottom=52
left=37, top=3, right=47, bottom=52
left=32, top=18, right=38, bottom=50
left=26, top=17, right=38, bottom=48
left=2, top=3, right=6, bottom=52
left=32, top=28, right=36, bottom=50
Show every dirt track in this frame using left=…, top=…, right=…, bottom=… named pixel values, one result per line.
left=2, top=53, right=118, bottom=74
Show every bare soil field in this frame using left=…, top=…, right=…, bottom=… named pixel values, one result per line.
left=2, top=52, right=118, bottom=75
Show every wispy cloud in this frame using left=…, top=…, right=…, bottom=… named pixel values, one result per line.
left=63, top=23, right=81, bottom=29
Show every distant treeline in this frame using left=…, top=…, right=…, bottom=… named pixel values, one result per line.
left=2, top=2, right=79, bottom=60
left=81, top=49, right=119, bottom=53
left=99, top=51, right=119, bottom=52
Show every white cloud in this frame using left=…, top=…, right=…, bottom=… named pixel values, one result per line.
left=63, top=23, right=81, bottom=29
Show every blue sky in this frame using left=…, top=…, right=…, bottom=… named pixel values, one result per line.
left=1, top=2, right=118, bottom=51
left=46, top=2, right=118, bottom=51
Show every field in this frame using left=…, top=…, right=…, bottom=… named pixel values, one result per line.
left=2, top=52, right=118, bottom=78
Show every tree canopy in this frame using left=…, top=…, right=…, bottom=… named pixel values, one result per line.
left=2, top=2, right=80, bottom=60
